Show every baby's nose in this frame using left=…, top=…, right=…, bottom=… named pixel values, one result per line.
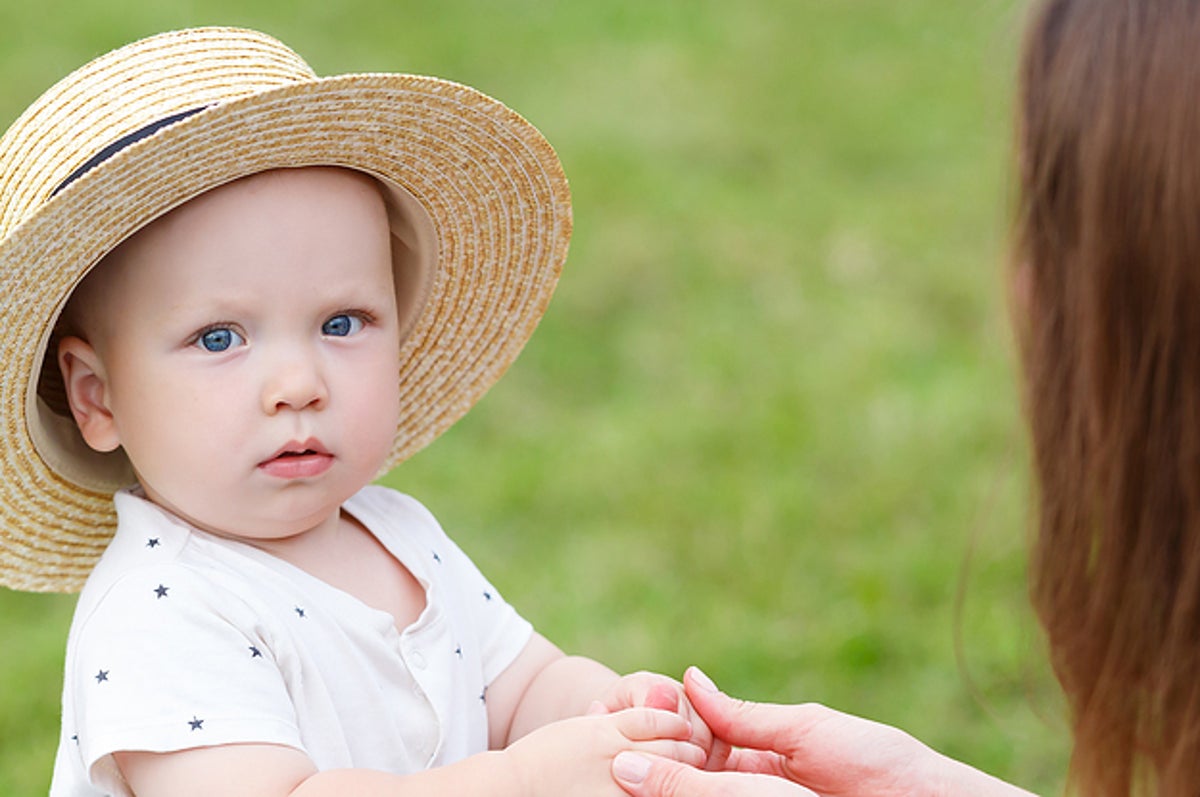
left=262, top=356, right=328, bottom=413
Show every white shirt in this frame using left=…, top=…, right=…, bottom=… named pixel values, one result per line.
left=50, top=485, right=533, bottom=796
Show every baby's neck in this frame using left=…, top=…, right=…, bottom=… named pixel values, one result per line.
left=256, top=510, right=427, bottom=633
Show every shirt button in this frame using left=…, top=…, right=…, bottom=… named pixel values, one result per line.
left=410, top=649, right=427, bottom=670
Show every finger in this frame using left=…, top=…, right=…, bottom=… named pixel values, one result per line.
left=683, top=667, right=814, bottom=753
left=704, top=737, right=734, bottom=772
left=611, top=707, right=692, bottom=742
left=613, top=752, right=818, bottom=797
left=643, top=682, right=680, bottom=712
left=587, top=700, right=611, bottom=716
left=629, top=739, right=708, bottom=770
left=723, top=747, right=793, bottom=778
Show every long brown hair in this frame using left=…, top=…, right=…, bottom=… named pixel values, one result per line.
left=1016, top=1, right=1200, bottom=793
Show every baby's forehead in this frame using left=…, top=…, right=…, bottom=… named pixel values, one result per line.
left=69, top=168, right=392, bottom=325
left=125, top=167, right=386, bottom=244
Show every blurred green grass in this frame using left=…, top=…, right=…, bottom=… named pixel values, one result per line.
left=0, top=1, right=1068, bottom=794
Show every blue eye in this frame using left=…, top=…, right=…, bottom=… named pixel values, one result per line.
left=322, top=313, right=365, bottom=337
left=197, top=327, right=245, bottom=352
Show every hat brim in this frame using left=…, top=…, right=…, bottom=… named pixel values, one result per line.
left=0, top=74, right=571, bottom=591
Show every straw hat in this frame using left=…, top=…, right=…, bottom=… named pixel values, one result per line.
left=0, top=27, right=571, bottom=592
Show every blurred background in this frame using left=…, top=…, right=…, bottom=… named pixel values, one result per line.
left=0, top=0, right=1067, bottom=794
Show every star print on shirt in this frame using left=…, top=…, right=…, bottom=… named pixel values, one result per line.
left=154, top=584, right=169, bottom=599
left=94, top=670, right=109, bottom=684
left=432, top=551, right=442, bottom=564
left=146, top=537, right=161, bottom=548
left=188, top=716, right=204, bottom=731
left=483, top=591, right=492, bottom=601
left=249, top=645, right=263, bottom=658
left=294, top=606, right=306, bottom=618
left=455, top=645, right=463, bottom=659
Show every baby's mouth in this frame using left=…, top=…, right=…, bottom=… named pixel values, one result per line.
left=259, top=439, right=333, bottom=477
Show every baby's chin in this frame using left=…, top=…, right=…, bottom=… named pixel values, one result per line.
left=134, top=481, right=347, bottom=546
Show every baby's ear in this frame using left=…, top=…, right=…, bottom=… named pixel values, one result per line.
left=57, top=336, right=120, bottom=452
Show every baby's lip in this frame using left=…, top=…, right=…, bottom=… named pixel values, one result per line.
left=260, top=438, right=330, bottom=465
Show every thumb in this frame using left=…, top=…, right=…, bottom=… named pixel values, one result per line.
left=612, top=752, right=816, bottom=797
left=612, top=752, right=720, bottom=797
left=683, top=667, right=805, bottom=754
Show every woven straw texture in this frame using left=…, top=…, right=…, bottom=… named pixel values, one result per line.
left=0, top=28, right=571, bottom=592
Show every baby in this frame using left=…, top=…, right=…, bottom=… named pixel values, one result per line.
left=0, top=28, right=714, bottom=797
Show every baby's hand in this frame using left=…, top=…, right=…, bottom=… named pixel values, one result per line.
left=593, top=671, right=731, bottom=770
left=503, top=708, right=706, bottom=797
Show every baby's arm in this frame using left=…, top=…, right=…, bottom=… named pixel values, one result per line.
left=113, top=707, right=703, bottom=797
left=486, top=632, right=622, bottom=745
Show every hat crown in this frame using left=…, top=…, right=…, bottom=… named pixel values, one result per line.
left=0, top=27, right=316, bottom=238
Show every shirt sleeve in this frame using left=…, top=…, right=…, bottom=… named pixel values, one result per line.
left=64, top=563, right=305, bottom=793
left=434, top=523, right=534, bottom=684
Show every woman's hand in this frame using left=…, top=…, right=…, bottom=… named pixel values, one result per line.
left=611, top=667, right=1035, bottom=797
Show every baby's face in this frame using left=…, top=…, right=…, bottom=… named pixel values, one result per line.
left=67, top=167, right=402, bottom=542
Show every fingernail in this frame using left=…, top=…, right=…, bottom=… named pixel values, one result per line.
left=688, top=666, right=718, bottom=693
left=613, top=751, right=652, bottom=784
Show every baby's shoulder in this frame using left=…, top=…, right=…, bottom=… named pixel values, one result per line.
left=349, top=483, right=430, bottom=512
left=75, top=498, right=270, bottom=635
left=73, top=554, right=250, bottom=634
left=347, top=485, right=448, bottom=539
